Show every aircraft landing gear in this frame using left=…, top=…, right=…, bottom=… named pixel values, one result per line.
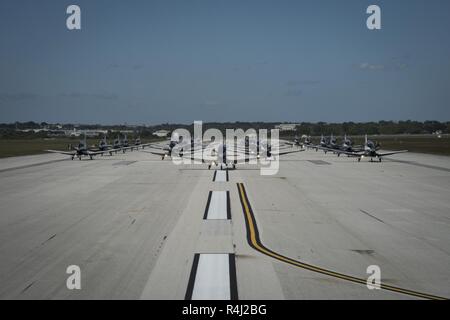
left=358, top=157, right=361, bottom=162
left=71, top=156, right=74, bottom=160
left=379, top=157, right=382, bottom=162
left=208, top=164, right=211, bottom=170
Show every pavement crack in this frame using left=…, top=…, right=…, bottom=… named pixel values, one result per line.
left=351, top=249, right=375, bottom=256
left=20, top=281, right=35, bottom=294
left=41, top=234, right=57, bottom=246
left=359, top=209, right=385, bottom=224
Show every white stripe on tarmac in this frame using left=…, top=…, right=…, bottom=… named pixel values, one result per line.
left=205, top=191, right=229, bottom=219
left=214, top=170, right=227, bottom=182
left=192, top=254, right=230, bottom=300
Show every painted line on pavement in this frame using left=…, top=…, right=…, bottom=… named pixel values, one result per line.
left=185, top=253, right=238, bottom=300
left=203, top=191, right=231, bottom=220
left=237, top=182, right=446, bottom=300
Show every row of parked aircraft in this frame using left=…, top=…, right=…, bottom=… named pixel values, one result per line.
left=46, top=134, right=154, bottom=160
left=285, top=134, right=408, bottom=162
left=145, top=136, right=303, bottom=170
left=46, top=131, right=408, bottom=166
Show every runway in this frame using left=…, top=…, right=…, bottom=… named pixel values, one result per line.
left=0, top=147, right=449, bottom=299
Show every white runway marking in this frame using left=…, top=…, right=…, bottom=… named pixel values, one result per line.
left=213, top=170, right=228, bottom=182
left=204, top=191, right=230, bottom=220
left=185, top=254, right=238, bottom=300
left=192, top=254, right=230, bottom=300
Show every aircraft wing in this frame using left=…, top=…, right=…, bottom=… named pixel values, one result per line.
left=86, top=150, right=110, bottom=156
left=349, top=147, right=365, bottom=152
left=148, top=143, right=167, bottom=150
left=334, top=150, right=365, bottom=157
left=313, top=145, right=336, bottom=152
left=313, top=145, right=330, bottom=151
left=147, top=151, right=168, bottom=157
left=378, top=150, right=408, bottom=157
left=45, top=150, right=77, bottom=156
left=138, top=143, right=154, bottom=149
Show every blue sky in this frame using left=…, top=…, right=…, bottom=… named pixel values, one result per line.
left=0, top=0, right=449, bottom=124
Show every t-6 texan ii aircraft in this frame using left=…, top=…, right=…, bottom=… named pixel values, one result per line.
left=145, top=133, right=206, bottom=160
left=152, top=137, right=304, bottom=170
left=100, top=133, right=152, bottom=154
left=131, top=136, right=153, bottom=150
left=313, top=134, right=363, bottom=154
left=205, top=139, right=304, bottom=170
left=284, top=134, right=313, bottom=148
left=313, top=134, right=341, bottom=152
left=45, top=135, right=115, bottom=160
left=335, top=135, right=408, bottom=162
left=94, top=136, right=112, bottom=152
left=145, top=139, right=190, bottom=159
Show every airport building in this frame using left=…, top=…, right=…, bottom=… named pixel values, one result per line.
left=275, top=123, right=300, bottom=131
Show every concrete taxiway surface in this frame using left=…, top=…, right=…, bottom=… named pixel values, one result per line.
left=0, top=148, right=449, bottom=299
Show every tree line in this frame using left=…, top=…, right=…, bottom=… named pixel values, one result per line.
left=1, top=120, right=449, bottom=139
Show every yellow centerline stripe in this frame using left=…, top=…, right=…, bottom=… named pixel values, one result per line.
left=237, top=183, right=446, bottom=300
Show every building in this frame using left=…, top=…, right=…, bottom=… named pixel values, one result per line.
left=67, top=129, right=108, bottom=137
left=153, top=129, right=171, bottom=137
left=275, top=123, right=299, bottom=131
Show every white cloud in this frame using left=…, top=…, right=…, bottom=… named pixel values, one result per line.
left=359, top=62, right=385, bottom=70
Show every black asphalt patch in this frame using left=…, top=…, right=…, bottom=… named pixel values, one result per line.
left=308, top=160, right=331, bottom=165
left=112, top=161, right=136, bottom=166
left=351, top=249, right=375, bottom=256
left=0, top=158, right=68, bottom=174
left=385, top=158, right=450, bottom=173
